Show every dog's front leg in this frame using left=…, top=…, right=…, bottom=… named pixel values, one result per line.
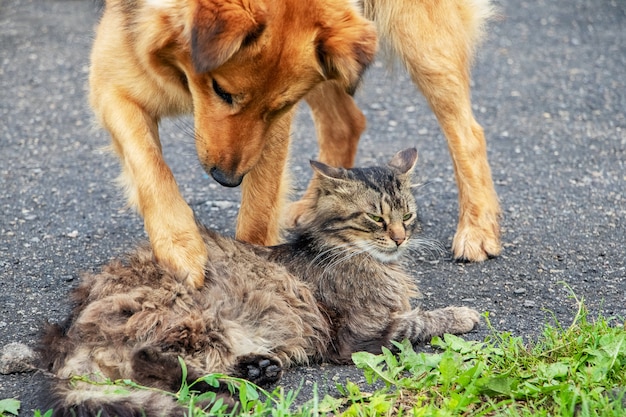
left=236, top=110, right=294, bottom=245
left=99, top=99, right=208, bottom=289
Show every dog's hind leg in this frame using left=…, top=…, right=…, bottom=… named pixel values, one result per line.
left=285, top=81, right=367, bottom=226
left=371, top=0, right=501, bottom=261
left=305, top=81, right=367, bottom=169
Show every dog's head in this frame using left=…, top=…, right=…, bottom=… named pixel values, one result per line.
left=163, top=0, right=377, bottom=186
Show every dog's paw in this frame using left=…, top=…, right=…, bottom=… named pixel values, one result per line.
left=452, top=219, right=501, bottom=262
left=233, top=354, right=283, bottom=386
left=152, top=226, right=209, bottom=290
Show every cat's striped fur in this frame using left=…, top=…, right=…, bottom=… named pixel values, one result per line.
left=38, top=148, right=479, bottom=416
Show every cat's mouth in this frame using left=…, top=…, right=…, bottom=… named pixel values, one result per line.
left=374, top=251, right=403, bottom=263
left=362, top=244, right=405, bottom=264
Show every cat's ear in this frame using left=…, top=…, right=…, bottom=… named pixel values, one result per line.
left=388, top=148, right=418, bottom=175
left=310, top=160, right=349, bottom=181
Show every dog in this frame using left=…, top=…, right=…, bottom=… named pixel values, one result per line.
left=89, top=0, right=500, bottom=290
left=89, top=0, right=378, bottom=289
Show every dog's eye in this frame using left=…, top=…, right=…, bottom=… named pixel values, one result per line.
left=212, top=79, right=233, bottom=105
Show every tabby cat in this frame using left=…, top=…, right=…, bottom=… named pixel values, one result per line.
left=38, top=148, right=479, bottom=416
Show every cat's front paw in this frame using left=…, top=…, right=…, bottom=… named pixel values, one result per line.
left=233, top=354, right=283, bottom=386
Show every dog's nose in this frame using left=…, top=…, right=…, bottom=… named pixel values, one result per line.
left=210, top=167, right=243, bottom=188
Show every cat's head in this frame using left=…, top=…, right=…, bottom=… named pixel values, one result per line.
left=301, top=148, right=420, bottom=263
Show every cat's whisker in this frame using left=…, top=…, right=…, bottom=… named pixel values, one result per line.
left=406, top=237, right=446, bottom=259
left=356, top=240, right=380, bottom=254
left=310, top=243, right=352, bottom=264
left=321, top=246, right=357, bottom=270
left=317, top=254, right=344, bottom=277
left=321, top=248, right=368, bottom=277
left=306, top=243, right=354, bottom=276
left=410, top=180, right=427, bottom=190
left=309, top=241, right=367, bottom=276
left=310, top=244, right=344, bottom=265
left=411, top=236, right=444, bottom=249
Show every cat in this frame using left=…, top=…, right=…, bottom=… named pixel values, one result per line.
left=38, top=148, right=480, bottom=417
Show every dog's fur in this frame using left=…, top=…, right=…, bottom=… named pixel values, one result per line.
left=89, top=0, right=500, bottom=289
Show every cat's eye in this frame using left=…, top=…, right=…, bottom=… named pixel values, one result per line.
left=403, top=213, right=413, bottom=221
left=212, top=79, right=233, bottom=105
left=367, top=213, right=383, bottom=223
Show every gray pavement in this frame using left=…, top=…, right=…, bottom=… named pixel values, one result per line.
left=1, top=0, right=625, bottom=414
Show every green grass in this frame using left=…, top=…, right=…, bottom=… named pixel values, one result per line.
left=4, top=293, right=625, bottom=417
left=345, top=307, right=626, bottom=417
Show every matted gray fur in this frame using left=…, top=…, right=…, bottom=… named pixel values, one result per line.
left=38, top=148, right=479, bottom=417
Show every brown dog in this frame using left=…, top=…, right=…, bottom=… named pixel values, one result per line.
left=89, top=0, right=378, bottom=288
left=89, top=0, right=500, bottom=290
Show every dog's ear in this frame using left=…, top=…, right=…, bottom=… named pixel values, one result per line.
left=316, top=10, right=378, bottom=94
left=191, top=1, right=267, bottom=73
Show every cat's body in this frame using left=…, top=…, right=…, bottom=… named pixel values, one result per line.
left=39, top=149, right=479, bottom=417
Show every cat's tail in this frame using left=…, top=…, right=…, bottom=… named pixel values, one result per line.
left=392, top=306, right=481, bottom=343
left=37, top=322, right=237, bottom=417
left=39, top=383, right=184, bottom=417
left=36, top=323, right=190, bottom=417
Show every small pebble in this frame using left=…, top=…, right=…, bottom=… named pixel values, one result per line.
left=0, top=342, right=37, bottom=374
left=209, top=200, right=234, bottom=210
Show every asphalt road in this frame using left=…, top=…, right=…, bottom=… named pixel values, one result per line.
left=1, top=0, right=625, bottom=414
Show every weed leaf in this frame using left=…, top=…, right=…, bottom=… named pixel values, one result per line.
left=352, top=351, right=396, bottom=386
left=0, top=399, right=20, bottom=417
left=480, top=376, right=516, bottom=396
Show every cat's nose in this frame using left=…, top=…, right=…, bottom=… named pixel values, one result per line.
left=389, top=225, right=406, bottom=246
left=390, top=233, right=405, bottom=246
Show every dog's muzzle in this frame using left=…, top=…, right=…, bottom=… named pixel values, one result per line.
left=210, top=167, right=244, bottom=188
